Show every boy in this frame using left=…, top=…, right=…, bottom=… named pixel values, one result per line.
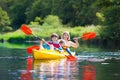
left=40, top=33, right=63, bottom=52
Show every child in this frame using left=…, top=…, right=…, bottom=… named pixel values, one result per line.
left=39, top=33, right=63, bottom=52
left=59, top=39, right=72, bottom=55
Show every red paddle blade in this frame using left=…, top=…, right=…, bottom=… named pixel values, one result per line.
left=20, top=57, right=33, bottom=80
left=82, top=32, right=96, bottom=40
left=66, top=55, right=77, bottom=61
left=27, top=45, right=40, bottom=54
left=27, top=57, right=33, bottom=70
left=21, top=24, right=32, bottom=35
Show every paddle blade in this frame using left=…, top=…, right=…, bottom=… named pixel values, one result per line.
left=20, top=57, right=33, bottom=80
left=27, top=57, right=33, bottom=70
left=82, top=32, right=96, bottom=40
left=66, top=55, right=77, bottom=61
left=21, top=24, right=32, bottom=35
left=27, top=45, right=40, bottom=54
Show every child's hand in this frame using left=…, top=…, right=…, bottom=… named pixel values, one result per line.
left=73, top=37, right=78, bottom=42
left=41, top=39, right=45, bottom=42
left=41, top=39, right=48, bottom=45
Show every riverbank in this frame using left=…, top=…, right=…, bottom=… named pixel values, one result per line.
left=0, top=24, right=119, bottom=49
left=0, top=25, right=120, bottom=48
left=0, top=24, right=99, bottom=42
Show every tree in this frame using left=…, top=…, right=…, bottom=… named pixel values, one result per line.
left=26, top=0, right=98, bottom=26
left=25, top=0, right=52, bottom=23
left=96, top=0, right=120, bottom=42
left=53, top=0, right=98, bottom=26
left=0, top=7, right=12, bottom=32
left=8, top=0, right=33, bottom=29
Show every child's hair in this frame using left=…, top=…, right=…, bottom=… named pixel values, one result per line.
left=59, top=39, right=65, bottom=45
left=51, top=33, right=59, bottom=38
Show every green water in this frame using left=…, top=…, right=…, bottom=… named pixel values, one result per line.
left=0, top=42, right=120, bottom=80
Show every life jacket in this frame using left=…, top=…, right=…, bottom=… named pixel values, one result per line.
left=48, top=41, right=61, bottom=48
left=43, top=41, right=63, bottom=51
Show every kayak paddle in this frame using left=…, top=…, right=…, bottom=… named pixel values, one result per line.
left=79, top=32, right=96, bottom=40
left=27, top=45, right=40, bottom=54
left=66, top=55, right=77, bottom=61
left=21, top=24, right=41, bottom=40
left=20, top=24, right=95, bottom=61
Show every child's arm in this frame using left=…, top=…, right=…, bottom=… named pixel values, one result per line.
left=39, top=39, right=51, bottom=49
left=56, top=44, right=64, bottom=53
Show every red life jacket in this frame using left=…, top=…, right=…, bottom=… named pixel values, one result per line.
left=48, top=41, right=60, bottom=48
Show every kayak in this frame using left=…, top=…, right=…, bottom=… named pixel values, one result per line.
left=33, top=49, right=75, bottom=60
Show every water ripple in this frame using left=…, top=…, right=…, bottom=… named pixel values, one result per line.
left=76, top=52, right=120, bottom=62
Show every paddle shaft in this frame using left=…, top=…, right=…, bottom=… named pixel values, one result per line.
left=32, top=33, right=41, bottom=40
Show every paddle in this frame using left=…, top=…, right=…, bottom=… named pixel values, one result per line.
left=27, top=45, right=39, bottom=54
left=66, top=55, right=77, bottom=61
left=21, top=25, right=77, bottom=60
left=20, top=24, right=96, bottom=60
left=78, top=32, right=96, bottom=40
left=21, top=24, right=96, bottom=41
left=21, top=24, right=41, bottom=40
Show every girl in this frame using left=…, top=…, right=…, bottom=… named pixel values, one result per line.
left=61, top=31, right=79, bottom=48
left=59, top=31, right=79, bottom=55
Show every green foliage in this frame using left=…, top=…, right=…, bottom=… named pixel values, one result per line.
left=2, top=30, right=26, bottom=40
left=71, top=25, right=100, bottom=37
left=0, top=0, right=119, bottom=43
left=25, top=0, right=51, bottom=23
left=30, top=16, right=43, bottom=26
left=104, top=6, right=120, bottom=41
left=96, top=12, right=105, bottom=22
left=103, top=6, right=120, bottom=27
left=0, top=7, right=12, bottom=32
left=42, top=15, right=63, bottom=28
left=8, top=0, right=33, bottom=29
left=25, top=0, right=99, bottom=26
left=96, top=0, right=120, bottom=41
left=0, top=23, right=100, bottom=42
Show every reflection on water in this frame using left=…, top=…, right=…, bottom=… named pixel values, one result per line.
left=0, top=42, right=120, bottom=80
left=82, top=65, right=96, bottom=80
left=20, top=58, right=79, bottom=80
left=19, top=56, right=120, bottom=80
left=20, top=58, right=33, bottom=80
left=0, top=55, right=120, bottom=80
left=0, top=42, right=35, bottom=49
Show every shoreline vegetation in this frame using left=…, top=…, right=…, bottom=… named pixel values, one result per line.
left=0, top=24, right=99, bottom=42
left=0, top=23, right=119, bottom=48
left=0, top=14, right=119, bottom=48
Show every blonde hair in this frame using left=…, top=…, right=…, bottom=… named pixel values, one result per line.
left=61, top=31, right=70, bottom=40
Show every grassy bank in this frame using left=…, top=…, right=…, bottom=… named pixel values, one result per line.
left=0, top=24, right=100, bottom=43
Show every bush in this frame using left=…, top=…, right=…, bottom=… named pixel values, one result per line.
left=42, top=15, right=63, bottom=28
left=103, top=6, right=120, bottom=41
left=0, top=7, right=12, bottom=32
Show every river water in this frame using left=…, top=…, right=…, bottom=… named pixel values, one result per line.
left=0, top=42, right=120, bottom=80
